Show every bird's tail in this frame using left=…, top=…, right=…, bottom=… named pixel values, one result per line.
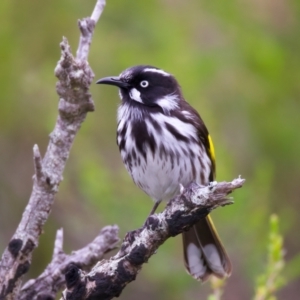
left=182, top=215, right=232, bottom=282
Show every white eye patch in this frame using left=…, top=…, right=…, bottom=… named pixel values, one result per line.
left=143, top=68, right=170, bottom=77
left=129, top=88, right=143, bottom=103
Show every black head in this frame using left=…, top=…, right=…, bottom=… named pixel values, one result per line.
left=96, top=65, right=182, bottom=112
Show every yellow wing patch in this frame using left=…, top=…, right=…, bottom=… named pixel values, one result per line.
left=208, top=134, right=216, bottom=179
left=208, top=134, right=216, bottom=163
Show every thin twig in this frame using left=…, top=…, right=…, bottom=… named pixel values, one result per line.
left=32, top=144, right=44, bottom=183
left=53, top=228, right=64, bottom=258
left=19, top=226, right=119, bottom=300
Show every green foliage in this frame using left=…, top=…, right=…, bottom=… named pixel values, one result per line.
left=254, top=214, right=285, bottom=300
left=208, top=214, right=286, bottom=300
left=208, top=277, right=226, bottom=300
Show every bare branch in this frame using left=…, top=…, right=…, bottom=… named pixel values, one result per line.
left=33, top=144, right=44, bottom=183
left=0, top=1, right=107, bottom=299
left=90, top=0, right=106, bottom=23
left=53, top=228, right=64, bottom=258
left=19, top=226, right=119, bottom=300
left=77, top=0, right=106, bottom=60
left=61, top=178, right=245, bottom=300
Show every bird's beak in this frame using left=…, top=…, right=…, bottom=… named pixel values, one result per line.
left=96, top=76, right=130, bottom=89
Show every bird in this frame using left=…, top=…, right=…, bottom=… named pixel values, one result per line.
left=96, top=65, right=232, bottom=281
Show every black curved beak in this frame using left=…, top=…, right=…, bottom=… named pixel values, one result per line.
left=96, top=76, right=130, bottom=89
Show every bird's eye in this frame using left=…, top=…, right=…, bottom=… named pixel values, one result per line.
left=140, top=80, right=149, bottom=88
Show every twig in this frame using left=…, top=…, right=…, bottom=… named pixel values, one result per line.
left=33, top=144, right=44, bottom=183
left=61, top=178, right=245, bottom=300
left=77, top=0, right=106, bottom=60
left=19, top=226, right=119, bottom=300
left=0, top=1, right=107, bottom=299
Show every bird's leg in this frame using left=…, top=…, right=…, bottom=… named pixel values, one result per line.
left=143, top=200, right=161, bottom=227
left=148, top=200, right=161, bottom=217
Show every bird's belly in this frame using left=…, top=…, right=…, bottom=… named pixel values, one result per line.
left=124, top=151, right=196, bottom=202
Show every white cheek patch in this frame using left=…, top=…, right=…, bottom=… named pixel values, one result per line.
left=129, top=88, right=143, bottom=103
left=156, top=94, right=179, bottom=114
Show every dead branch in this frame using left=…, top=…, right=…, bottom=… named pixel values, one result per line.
left=61, top=178, right=245, bottom=300
left=20, top=226, right=119, bottom=300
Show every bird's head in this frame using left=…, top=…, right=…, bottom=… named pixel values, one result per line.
left=96, top=65, right=182, bottom=113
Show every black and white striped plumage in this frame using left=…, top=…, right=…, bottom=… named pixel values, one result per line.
left=97, top=65, right=231, bottom=281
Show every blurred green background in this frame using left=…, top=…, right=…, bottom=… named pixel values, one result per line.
left=0, top=0, right=299, bottom=299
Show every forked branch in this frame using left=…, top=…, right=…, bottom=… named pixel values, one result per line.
left=20, top=226, right=119, bottom=300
